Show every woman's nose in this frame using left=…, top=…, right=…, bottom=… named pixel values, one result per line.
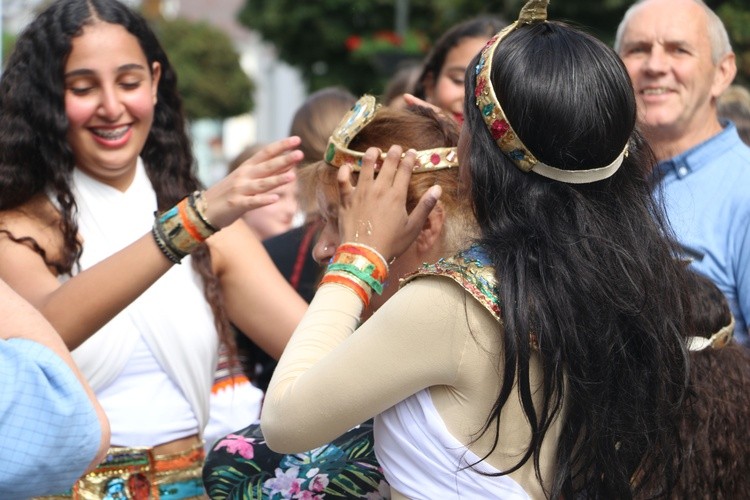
left=312, top=230, right=337, bottom=266
left=97, top=86, right=124, bottom=120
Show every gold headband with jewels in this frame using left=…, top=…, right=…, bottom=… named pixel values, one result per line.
left=324, top=94, right=459, bottom=172
left=687, top=315, right=735, bottom=351
left=474, top=0, right=628, bottom=184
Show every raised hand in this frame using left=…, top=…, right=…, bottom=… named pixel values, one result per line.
left=202, top=136, right=303, bottom=229
left=336, top=145, right=442, bottom=263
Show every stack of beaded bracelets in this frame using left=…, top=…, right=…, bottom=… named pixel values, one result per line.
left=152, top=190, right=219, bottom=264
left=320, top=243, right=389, bottom=309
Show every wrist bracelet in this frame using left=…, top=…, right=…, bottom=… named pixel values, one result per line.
left=152, top=191, right=219, bottom=264
left=189, top=190, right=219, bottom=232
left=319, top=242, right=390, bottom=308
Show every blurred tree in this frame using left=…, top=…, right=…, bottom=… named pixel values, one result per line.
left=717, top=1, right=750, bottom=86
left=154, top=18, right=255, bottom=119
left=2, top=34, right=16, bottom=66
left=237, top=0, right=500, bottom=94
left=237, top=0, right=749, bottom=93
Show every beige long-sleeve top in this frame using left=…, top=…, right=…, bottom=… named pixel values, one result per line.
left=261, top=277, right=561, bottom=499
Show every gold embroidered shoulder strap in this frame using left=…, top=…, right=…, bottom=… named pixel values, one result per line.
left=401, top=245, right=501, bottom=322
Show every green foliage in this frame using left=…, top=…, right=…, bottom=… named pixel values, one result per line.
left=237, top=0, right=750, bottom=93
left=154, top=18, right=254, bottom=119
left=237, top=0, right=499, bottom=94
left=717, top=3, right=750, bottom=86
left=2, top=33, right=17, bottom=71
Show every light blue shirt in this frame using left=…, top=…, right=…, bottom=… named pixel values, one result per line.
left=654, top=122, right=750, bottom=344
left=0, top=338, right=102, bottom=498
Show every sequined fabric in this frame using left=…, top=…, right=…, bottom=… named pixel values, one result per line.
left=401, top=244, right=502, bottom=322
left=36, top=442, right=205, bottom=500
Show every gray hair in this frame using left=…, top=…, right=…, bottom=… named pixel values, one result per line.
left=614, top=0, right=732, bottom=64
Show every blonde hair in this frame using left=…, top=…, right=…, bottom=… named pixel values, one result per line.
left=311, top=105, right=477, bottom=254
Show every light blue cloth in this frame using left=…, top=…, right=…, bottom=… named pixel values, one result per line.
left=0, top=338, right=102, bottom=498
left=654, top=122, right=750, bottom=344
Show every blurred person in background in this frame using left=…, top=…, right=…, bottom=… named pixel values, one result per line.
left=718, top=84, right=750, bottom=145
left=411, top=15, right=506, bottom=125
left=227, top=142, right=299, bottom=241
left=615, top=0, right=750, bottom=344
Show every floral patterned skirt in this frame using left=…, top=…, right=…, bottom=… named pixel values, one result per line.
left=202, top=419, right=389, bottom=499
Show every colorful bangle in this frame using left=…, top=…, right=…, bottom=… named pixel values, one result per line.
left=327, top=262, right=384, bottom=295
left=151, top=224, right=184, bottom=264
left=338, top=243, right=389, bottom=279
left=152, top=191, right=219, bottom=264
left=320, top=271, right=372, bottom=308
left=318, top=242, right=390, bottom=307
left=189, top=190, right=219, bottom=232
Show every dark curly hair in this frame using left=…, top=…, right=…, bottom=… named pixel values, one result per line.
left=463, top=21, right=691, bottom=498
left=670, top=271, right=750, bottom=498
left=0, top=0, right=232, bottom=350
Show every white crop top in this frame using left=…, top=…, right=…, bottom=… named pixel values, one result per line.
left=96, top=335, right=198, bottom=447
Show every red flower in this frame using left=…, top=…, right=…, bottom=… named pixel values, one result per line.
left=345, top=35, right=362, bottom=52
left=373, top=30, right=402, bottom=46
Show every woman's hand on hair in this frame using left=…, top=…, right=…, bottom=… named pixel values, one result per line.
left=203, top=137, right=303, bottom=229
left=337, top=145, right=442, bottom=262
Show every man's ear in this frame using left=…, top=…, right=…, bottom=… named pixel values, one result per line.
left=415, top=202, right=445, bottom=256
left=712, top=52, right=737, bottom=99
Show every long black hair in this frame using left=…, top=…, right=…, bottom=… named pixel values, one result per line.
left=463, top=21, right=690, bottom=498
left=0, top=0, right=232, bottom=350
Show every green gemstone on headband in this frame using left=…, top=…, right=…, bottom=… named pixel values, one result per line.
left=482, top=104, right=494, bottom=117
left=325, top=143, right=335, bottom=162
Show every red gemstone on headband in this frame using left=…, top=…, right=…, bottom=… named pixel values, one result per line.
left=491, top=119, right=509, bottom=140
left=475, top=77, right=486, bottom=97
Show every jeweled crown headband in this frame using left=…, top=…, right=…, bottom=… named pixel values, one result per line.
left=325, top=94, right=458, bottom=172
left=474, top=0, right=628, bottom=184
